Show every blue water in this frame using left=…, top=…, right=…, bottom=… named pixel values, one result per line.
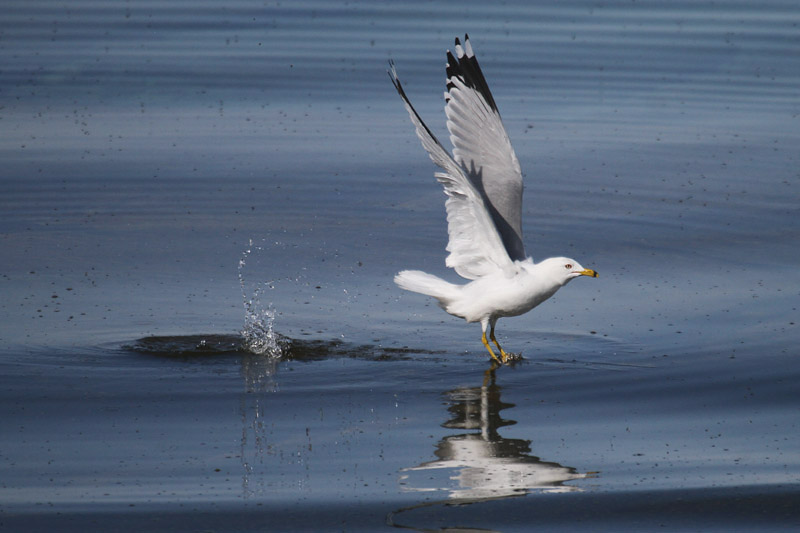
left=2, top=1, right=799, bottom=531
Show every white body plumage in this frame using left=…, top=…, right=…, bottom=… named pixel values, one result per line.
left=396, top=257, right=590, bottom=325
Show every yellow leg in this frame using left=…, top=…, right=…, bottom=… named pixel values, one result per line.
left=481, top=330, right=503, bottom=364
left=490, top=323, right=510, bottom=364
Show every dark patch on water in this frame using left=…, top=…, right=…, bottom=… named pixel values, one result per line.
left=124, top=334, right=438, bottom=363
left=126, top=334, right=246, bottom=356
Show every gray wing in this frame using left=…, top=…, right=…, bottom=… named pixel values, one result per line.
left=389, top=62, right=515, bottom=280
left=444, top=35, right=526, bottom=261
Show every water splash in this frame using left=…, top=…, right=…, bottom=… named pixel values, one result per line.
left=236, top=234, right=368, bottom=356
left=239, top=241, right=284, bottom=358
left=241, top=289, right=281, bottom=356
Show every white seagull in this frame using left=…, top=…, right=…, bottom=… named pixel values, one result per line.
left=390, top=35, right=597, bottom=364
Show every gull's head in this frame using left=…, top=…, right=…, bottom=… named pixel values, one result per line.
left=538, top=257, right=598, bottom=285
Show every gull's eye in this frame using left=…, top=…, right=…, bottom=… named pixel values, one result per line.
left=564, top=263, right=573, bottom=270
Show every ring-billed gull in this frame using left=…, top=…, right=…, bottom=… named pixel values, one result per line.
left=389, top=35, right=597, bottom=364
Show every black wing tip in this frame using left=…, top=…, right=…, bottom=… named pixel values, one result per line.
left=386, top=56, right=446, bottom=151
left=445, top=33, right=498, bottom=113
left=454, top=34, right=473, bottom=59
left=387, top=59, right=404, bottom=95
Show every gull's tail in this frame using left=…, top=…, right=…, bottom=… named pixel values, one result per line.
left=394, top=270, right=460, bottom=308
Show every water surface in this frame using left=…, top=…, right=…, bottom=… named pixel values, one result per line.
left=1, top=1, right=799, bottom=531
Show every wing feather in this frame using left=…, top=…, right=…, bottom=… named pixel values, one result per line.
left=445, top=35, right=526, bottom=261
left=389, top=61, right=514, bottom=280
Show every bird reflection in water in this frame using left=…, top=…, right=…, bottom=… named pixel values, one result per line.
left=397, top=364, right=592, bottom=508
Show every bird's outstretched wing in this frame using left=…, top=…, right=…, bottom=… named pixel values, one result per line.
left=389, top=61, right=514, bottom=280
left=445, top=35, right=525, bottom=261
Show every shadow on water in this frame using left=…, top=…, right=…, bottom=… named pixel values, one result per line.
left=125, top=333, right=432, bottom=363
left=388, top=365, right=595, bottom=532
